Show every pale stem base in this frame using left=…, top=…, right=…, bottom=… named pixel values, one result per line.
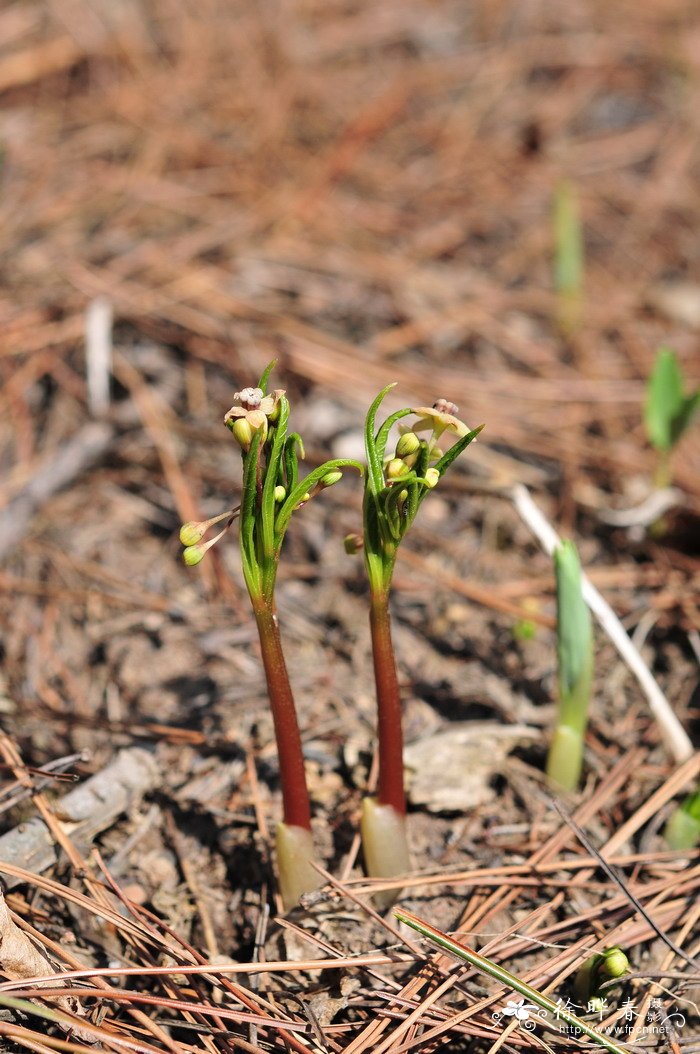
left=546, top=724, right=583, bottom=792
left=360, top=797, right=411, bottom=909
left=275, top=822, right=320, bottom=910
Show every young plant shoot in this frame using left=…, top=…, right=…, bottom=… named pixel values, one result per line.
left=553, top=179, right=584, bottom=337
left=645, top=346, right=699, bottom=488
left=359, top=389, right=482, bottom=895
left=573, top=946, right=630, bottom=1014
left=664, top=785, right=700, bottom=851
left=181, top=363, right=361, bottom=909
left=547, top=539, right=593, bottom=792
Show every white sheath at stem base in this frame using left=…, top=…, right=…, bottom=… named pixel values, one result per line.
left=360, top=797, right=411, bottom=908
left=546, top=724, right=583, bottom=792
left=276, top=823, right=320, bottom=910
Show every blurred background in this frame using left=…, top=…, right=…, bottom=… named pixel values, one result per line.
left=0, top=0, right=698, bottom=777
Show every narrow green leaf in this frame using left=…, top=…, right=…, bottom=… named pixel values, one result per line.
left=275, top=459, right=363, bottom=538
left=374, top=407, right=413, bottom=464
left=645, top=346, right=684, bottom=452
left=283, top=432, right=304, bottom=494
left=555, top=540, right=592, bottom=701
left=671, top=388, right=700, bottom=446
left=554, top=180, right=584, bottom=298
left=260, top=397, right=290, bottom=559
left=257, top=359, right=277, bottom=394
left=365, top=384, right=396, bottom=495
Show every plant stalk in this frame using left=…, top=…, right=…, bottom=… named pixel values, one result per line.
left=253, top=600, right=311, bottom=831
left=369, top=589, right=405, bottom=815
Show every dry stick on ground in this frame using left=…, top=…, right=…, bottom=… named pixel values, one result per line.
left=512, top=484, right=694, bottom=762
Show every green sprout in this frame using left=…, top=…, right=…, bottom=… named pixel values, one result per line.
left=181, top=363, right=361, bottom=909
left=359, top=390, right=482, bottom=897
left=553, top=179, right=584, bottom=337
left=573, top=946, right=630, bottom=1014
left=546, top=540, right=593, bottom=792
left=664, top=785, right=700, bottom=850
left=645, top=346, right=699, bottom=488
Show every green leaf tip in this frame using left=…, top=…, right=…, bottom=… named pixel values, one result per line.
left=645, top=345, right=700, bottom=453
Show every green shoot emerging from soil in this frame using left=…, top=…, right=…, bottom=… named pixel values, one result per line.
left=547, top=539, right=593, bottom=792
left=573, top=946, right=630, bottom=1014
left=644, top=346, right=700, bottom=488
left=181, top=362, right=361, bottom=908
left=664, top=784, right=700, bottom=851
left=359, top=389, right=482, bottom=896
left=553, top=179, right=584, bottom=337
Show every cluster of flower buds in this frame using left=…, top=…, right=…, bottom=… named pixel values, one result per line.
left=180, top=509, right=237, bottom=565
left=383, top=400, right=470, bottom=490
left=224, top=387, right=284, bottom=451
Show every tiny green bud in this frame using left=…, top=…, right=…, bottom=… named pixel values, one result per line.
left=424, top=467, right=440, bottom=488
left=386, top=458, right=408, bottom=480
left=298, top=492, right=311, bottom=505
left=321, top=470, right=343, bottom=487
left=231, top=417, right=253, bottom=450
left=274, top=485, right=286, bottom=502
left=180, top=521, right=205, bottom=546
left=396, top=432, right=420, bottom=458
left=428, top=445, right=443, bottom=462
left=344, top=533, right=364, bottom=554
left=599, top=947, right=629, bottom=979
left=183, top=544, right=205, bottom=566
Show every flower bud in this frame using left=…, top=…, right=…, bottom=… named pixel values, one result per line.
left=428, top=446, right=443, bottom=462
left=385, top=458, right=408, bottom=480
left=230, top=417, right=253, bottom=450
left=599, top=947, right=629, bottom=979
left=424, top=467, right=440, bottom=488
left=321, top=470, right=342, bottom=487
left=344, top=533, right=364, bottom=554
left=180, top=521, right=206, bottom=546
left=183, top=544, right=205, bottom=566
left=274, top=485, right=286, bottom=503
left=396, top=432, right=420, bottom=458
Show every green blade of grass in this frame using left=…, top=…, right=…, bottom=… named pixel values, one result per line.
left=645, top=346, right=685, bottom=453
left=394, top=909, right=631, bottom=1054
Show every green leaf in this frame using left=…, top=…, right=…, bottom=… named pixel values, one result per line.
left=239, top=429, right=264, bottom=596
left=645, top=346, right=685, bottom=452
left=671, top=388, right=700, bottom=446
left=257, top=359, right=277, bottom=395
left=283, top=432, right=304, bottom=494
left=374, top=407, right=413, bottom=464
left=365, top=384, right=396, bottom=495
left=554, top=180, right=583, bottom=298
left=260, top=396, right=290, bottom=560
left=555, top=540, right=592, bottom=704
left=275, top=459, right=363, bottom=539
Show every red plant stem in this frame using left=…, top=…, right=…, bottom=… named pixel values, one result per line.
left=253, top=600, right=312, bottom=830
left=369, top=590, right=406, bottom=814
